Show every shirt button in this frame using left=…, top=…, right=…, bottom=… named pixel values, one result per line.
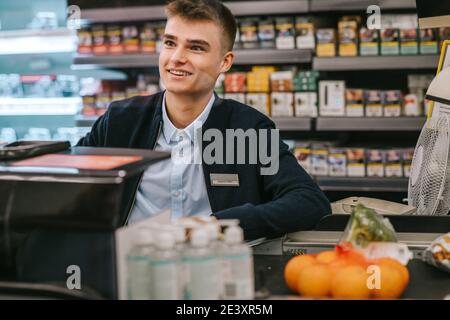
left=173, top=191, right=180, bottom=197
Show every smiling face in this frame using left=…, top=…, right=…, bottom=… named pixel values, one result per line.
left=159, top=16, right=233, bottom=98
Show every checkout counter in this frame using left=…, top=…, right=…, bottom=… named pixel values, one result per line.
left=0, top=146, right=449, bottom=299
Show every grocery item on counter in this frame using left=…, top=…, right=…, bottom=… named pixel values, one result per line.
left=423, top=233, right=450, bottom=274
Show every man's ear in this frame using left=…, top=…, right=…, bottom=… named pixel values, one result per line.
left=220, top=51, right=234, bottom=73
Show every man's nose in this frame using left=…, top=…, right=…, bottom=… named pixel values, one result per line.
left=169, top=47, right=187, bottom=64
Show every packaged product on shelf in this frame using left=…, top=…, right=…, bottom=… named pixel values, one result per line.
left=112, top=91, right=126, bottom=103
left=96, top=92, right=111, bottom=116
left=419, top=29, right=438, bottom=54
left=400, top=28, right=418, bottom=55
left=383, top=90, right=402, bottom=117
left=385, top=149, right=403, bottom=177
left=316, top=28, right=336, bottom=57
left=224, top=72, right=246, bottom=93
left=294, top=143, right=312, bottom=174
left=380, top=28, right=400, bottom=55
left=122, top=25, right=140, bottom=54
left=275, top=17, right=296, bottom=49
left=258, top=18, right=276, bottom=49
left=311, top=144, right=329, bottom=176
left=155, top=22, right=166, bottom=53
left=92, top=25, right=108, bottom=55
left=126, top=87, right=140, bottom=98
left=366, top=149, right=385, bottom=177
left=403, top=93, right=421, bottom=116
left=295, top=17, right=315, bottom=50
left=77, top=28, right=92, bottom=54
left=246, top=93, right=270, bottom=116
left=345, top=89, right=364, bottom=117
left=293, top=71, right=319, bottom=92
left=365, top=90, right=383, bottom=117
left=338, top=16, right=360, bottom=57
left=328, top=147, right=347, bottom=177
left=81, top=95, right=97, bottom=116
left=439, top=27, right=450, bottom=51
left=224, top=93, right=246, bottom=104
left=402, top=148, right=414, bottom=178
left=240, top=18, right=259, bottom=49
left=270, top=71, right=293, bottom=92
left=271, top=92, right=294, bottom=117
left=140, top=23, right=157, bottom=53
left=294, top=92, right=317, bottom=117
left=346, top=148, right=366, bottom=177
left=246, top=71, right=270, bottom=93
left=359, top=28, right=379, bottom=56
left=319, top=81, right=345, bottom=116
left=107, top=24, right=124, bottom=55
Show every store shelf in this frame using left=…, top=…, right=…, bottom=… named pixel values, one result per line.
left=309, top=0, right=416, bottom=12
left=73, top=49, right=312, bottom=69
left=316, top=117, right=426, bottom=131
left=315, top=176, right=409, bottom=192
left=313, top=55, right=439, bottom=71
left=0, top=28, right=76, bottom=55
left=273, top=117, right=312, bottom=130
left=0, top=97, right=81, bottom=115
left=75, top=115, right=99, bottom=127
left=80, top=1, right=308, bottom=24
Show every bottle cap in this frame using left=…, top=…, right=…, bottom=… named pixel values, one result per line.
left=190, top=228, right=209, bottom=248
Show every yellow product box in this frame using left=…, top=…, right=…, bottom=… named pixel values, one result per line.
left=338, top=19, right=359, bottom=57
left=316, top=29, right=336, bottom=57
left=294, top=143, right=312, bottom=174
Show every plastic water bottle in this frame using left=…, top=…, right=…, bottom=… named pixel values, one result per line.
left=185, top=228, right=221, bottom=300
left=151, top=231, right=180, bottom=300
left=221, top=225, right=255, bottom=299
left=126, top=228, right=154, bottom=300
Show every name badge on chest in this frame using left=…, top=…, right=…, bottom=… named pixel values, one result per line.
left=210, top=173, right=240, bottom=187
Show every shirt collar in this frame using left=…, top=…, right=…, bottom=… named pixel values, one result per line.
left=162, top=92, right=215, bottom=144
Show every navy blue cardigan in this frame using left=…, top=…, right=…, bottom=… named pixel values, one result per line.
left=77, top=91, right=331, bottom=240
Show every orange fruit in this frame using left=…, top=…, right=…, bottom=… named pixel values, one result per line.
left=331, top=265, right=371, bottom=299
left=297, top=264, right=333, bottom=298
left=316, top=250, right=339, bottom=264
left=284, top=255, right=316, bottom=292
left=372, top=257, right=409, bottom=286
left=371, top=264, right=406, bottom=299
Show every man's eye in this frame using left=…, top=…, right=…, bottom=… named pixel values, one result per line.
left=191, top=46, right=204, bottom=51
left=164, top=40, right=175, bottom=46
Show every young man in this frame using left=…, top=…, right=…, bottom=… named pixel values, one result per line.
left=77, top=0, right=331, bottom=240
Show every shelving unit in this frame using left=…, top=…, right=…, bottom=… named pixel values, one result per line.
left=315, top=176, right=409, bottom=192
left=316, top=117, right=426, bottom=131
left=272, top=117, right=312, bottom=131
left=313, top=55, right=439, bottom=71
left=309, top=0, right=416, bottom=12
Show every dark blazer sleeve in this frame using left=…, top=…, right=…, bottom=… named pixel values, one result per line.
left=76, top=108, right=110, bottom=147
left=212, top=118, right=331, bottom=240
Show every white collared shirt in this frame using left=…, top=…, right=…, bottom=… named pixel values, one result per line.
left=128, top=93, right=214, bottom=223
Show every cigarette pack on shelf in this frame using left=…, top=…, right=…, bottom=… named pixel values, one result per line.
left=140, top=23, right=157, bottom=53
left=366, top=149, right=385, bottom=177
left=224, top=93, right=246, bottom=104
left=96, top=92, right=110, bottom=116
left=365, top=90, right=383, bottom=117
left=81, top=95, right=97, bottom=116
left=346, top=148, right=365, bottom=177
left=383, top=90, right=402, bottom=117
left=400, top=28, right=418, bottom=55
left=122, top=25, right=140, bottom=54
left=271, top=92, right=294, bottom=117
left=419, top=29, right=438, bottom=54
left=107, top=25, right=124, bottom=55
left=316, top=28, right=336, bottom=57
left=402, top=148, right=414, bottom=178
left=319, top=81, right=345, bottom=116
left=293, top=71, right=319, bottom=92
left=155, top=22, right=166, bottom=53
left=359, top=28, right=379, bottom=56
left=246, top=93, right=270, bottom=116
left=345, top=89, right=364, bottom=117
left=380, top=28, right=400, bottom=55
left=294, top=143, right=312, bottom=174
left=224, top=73, right=246, bottom=93
left=247, top=71, right=270, bottom=93
left=404, top=93, right=421, bottom=116
left=385, top=149, right=403, bottom=177
left=295, top=92, right=317, bottom=117
left=258, top=18, right=276, bottom=49
left=275, top=17, right=295, bottom=49
left=311, top=144, right=329, bottom=176
left=270, top=71, right=293, bottom=92
left=295, top=17, right=315, bottom=50
left=338, top=16, right=359, bottom=57
left=92, top=25, right=108, bottom=55
left=240, top=18, right=259, bottom=49
left=328, top=147, right=347, bottom=177
left=439, top=27, right=450, bottom=51
left=77, top=28, right=92, bottom=54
